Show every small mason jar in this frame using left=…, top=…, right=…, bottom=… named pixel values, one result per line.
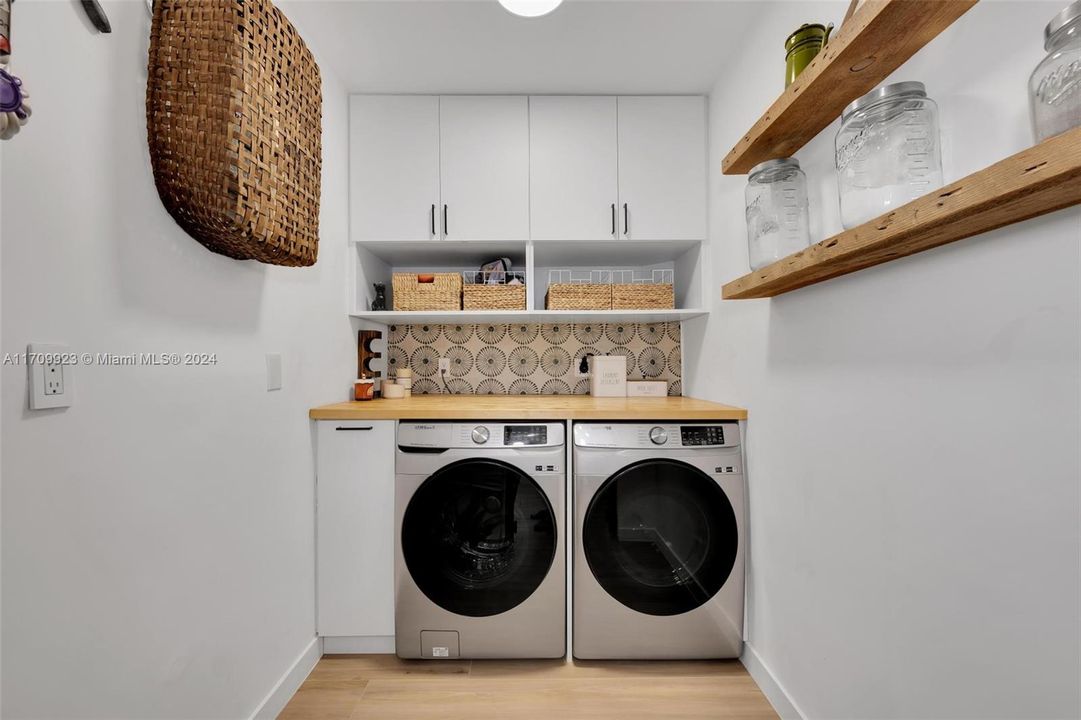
left=745, top=158, right=810, bottom=271
left=835, top=81, right=943, bottom=229
left=1030, top=0, right=1081, bottom=142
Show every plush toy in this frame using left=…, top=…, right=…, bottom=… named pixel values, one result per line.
left=0, top=0, right=29, bottom=140
left=0, top=67, right=30, bottom=140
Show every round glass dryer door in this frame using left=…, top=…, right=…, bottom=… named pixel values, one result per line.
left=583, top=459, right=738, bottom=616
left=402, top=458, right=557, bottom=617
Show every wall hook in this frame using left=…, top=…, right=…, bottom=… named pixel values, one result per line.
left=80, top=0, right=111, bottom=33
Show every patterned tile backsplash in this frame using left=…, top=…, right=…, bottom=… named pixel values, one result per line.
left=387, top=323, right=682, bottom=396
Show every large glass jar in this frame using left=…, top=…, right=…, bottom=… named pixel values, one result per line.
left=1030, top=1, right=1081, bottom=142
left=745, top=158, right=810, bottom=271
left=835, top=82, right=943, bottom=229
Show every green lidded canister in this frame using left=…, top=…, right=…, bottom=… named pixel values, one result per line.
left=785, top=23, right=832, bottom=87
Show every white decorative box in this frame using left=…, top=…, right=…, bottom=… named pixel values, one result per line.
left=627, top=380, right=668, bottom=397
left=589, top=355, right=628, bottom=397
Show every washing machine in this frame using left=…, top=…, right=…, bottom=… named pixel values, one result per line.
left=395, top=421, right=566, bottom=659
left=573, top=421, right=744, bottom=659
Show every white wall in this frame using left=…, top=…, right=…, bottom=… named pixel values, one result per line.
left=687, top=2, right=1081, bottom=718
left=1, top=2, right=353, bottom=717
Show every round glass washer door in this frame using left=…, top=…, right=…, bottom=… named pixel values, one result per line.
left=401, top=458, right=558, bottom=618
left=582, top=459, right=738, bottom=616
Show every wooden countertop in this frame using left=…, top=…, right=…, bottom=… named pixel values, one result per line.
left=309, top=395, right=747, bottom=421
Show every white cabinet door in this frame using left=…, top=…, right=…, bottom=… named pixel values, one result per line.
left=617, top=96, right=707, bottom=241
left=439, top=96, right=530, bottom=241
left=350, top=96, right=440, bottom=242
left=530, top=96, right=618, bottom=241
left=316, top=420, right=395, bottom=638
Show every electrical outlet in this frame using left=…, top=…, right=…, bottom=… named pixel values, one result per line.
left=574, top=354, right=591, bottom=379
left=438, top=358, right=450, bottom=373
left=44, top=363, right=64, bottom=395
left=28, top=343, right=73, bottom=410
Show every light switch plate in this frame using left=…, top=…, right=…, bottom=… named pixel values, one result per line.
left=266, top=353, right=283, bottom=391
left=28, top=343, right=73, bottom=410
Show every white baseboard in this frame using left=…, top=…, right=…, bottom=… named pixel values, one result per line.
left=740, top=642, right=806, bottom=720
left=322, top=635, right=395, bottom=654
left=250, top=636, right=322, bottom=720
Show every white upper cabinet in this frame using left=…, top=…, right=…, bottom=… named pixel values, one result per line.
left=529, top=96, right=619, bottom=241
left=348, top=94, right=705, bottom=245
left=350, top=95, right=440, bottom=242
left=616, top=96, right=707, bottom=241
left=439, top=96, right=530, bottom=241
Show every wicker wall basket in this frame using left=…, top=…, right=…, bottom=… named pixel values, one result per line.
left=393, top=273, right=463, bottom=311
left=545, top=284, right=613, bottom=310
left=611, top=283, right=675, bottom=309
left=146, top=0, right=322, bottom=267
left=463, top=284, right=527, bottom=310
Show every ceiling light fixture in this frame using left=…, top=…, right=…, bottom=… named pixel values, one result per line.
left=498, top=0, right=563, bottom=18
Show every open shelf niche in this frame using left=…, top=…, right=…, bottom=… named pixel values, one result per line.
left=351, top=239, right=708, bottom=324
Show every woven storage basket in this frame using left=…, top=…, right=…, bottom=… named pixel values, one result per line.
left=611, top=283, right=675, bottom=309
left=393, top=273, right=462, bottom=311
left=463, top=284, right=527, bottom=310
left=545, top=284, right=612, bottom=310
left=147, top=0, right=322, bottom=266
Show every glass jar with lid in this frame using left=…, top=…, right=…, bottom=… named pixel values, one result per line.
left=835, top=81, right=943, bottom=229
left=1030, top=0, right=1081, bottom=142
left=744, top=157, right=810, bottom=271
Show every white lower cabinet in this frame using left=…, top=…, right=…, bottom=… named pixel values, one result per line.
left=316, top=420, right=395, bottom=640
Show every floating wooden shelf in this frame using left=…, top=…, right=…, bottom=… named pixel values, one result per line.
left=721, top=0, right=977, bottom=175
left=722, top=128, right=1081, bottom=299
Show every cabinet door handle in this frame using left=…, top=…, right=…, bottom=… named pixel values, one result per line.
left=335, top=426, right=373, bottom=431
left=443, top=204, right=448, bottom=236
left=610, top=203, right=616, bottom=235
left=430, top=204, right=435, bottom=236
left=623, top=203, right=629, bottom=236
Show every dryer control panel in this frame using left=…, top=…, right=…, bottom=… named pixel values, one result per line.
left=574, top=422, right=740, bottom=449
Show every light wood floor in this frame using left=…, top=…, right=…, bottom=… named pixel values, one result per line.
left=279, top=654, right=778, bottom=720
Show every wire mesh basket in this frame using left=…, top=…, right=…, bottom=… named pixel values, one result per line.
left=545, top=269, right=675, bottom=310
left=610, top=269, right=675, bottom=309
left=545, top=270, right=613, bottom=310
left=462, top=270, right=527, bottom=310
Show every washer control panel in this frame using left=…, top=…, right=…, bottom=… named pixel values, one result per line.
left=574, top=422, right=739, bottom=449
left=398, top=422, right=564, bottom=449
left=680, top=425, right=725, bottom=446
